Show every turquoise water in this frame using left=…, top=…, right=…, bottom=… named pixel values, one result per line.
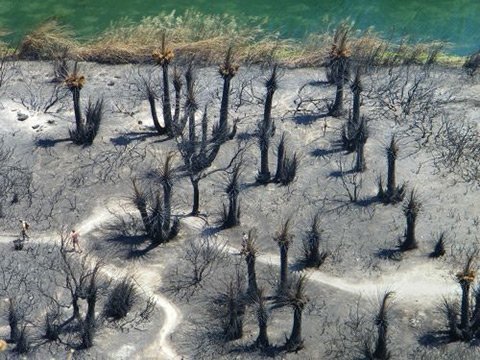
left=0, top=0, right=478, bottom=55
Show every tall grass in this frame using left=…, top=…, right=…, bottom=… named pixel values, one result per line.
left=10, top=11, right=464, bottom=67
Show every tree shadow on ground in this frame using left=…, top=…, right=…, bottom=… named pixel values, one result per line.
left=356, top=196, right=380, bottom=207
left=418, top=331, right=452, bottom=348
left=376, top=247, right=403, bottom=261
left=310, top=146, right=344, bottom=158
left=290, top=258, right=328, bottom=272
left=329, top=168, right=357, bottom=178
left=229, top=343, right=287, bottom=358
left=110, top=131, right=158, bottom=146
left=201, top=225, right=223, bottom=238
left=103, top=233, right=153, bottom=259
left=307, top=80, right=331, bottom=87
left=34, top=137, right=71, bottom=148
left=292, top=112, right=328, bottom=126
left=236, top=131, right=256, bottom=142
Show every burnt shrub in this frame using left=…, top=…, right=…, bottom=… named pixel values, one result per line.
left=103, top=277, right=137, bottom=320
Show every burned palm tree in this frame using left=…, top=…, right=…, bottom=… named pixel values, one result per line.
left=152, top=33, right=175, bottom=137
left=14, top=326, right=29, bottom=354
left=378, top=135, right=405, bottom=204
left=285, top=274, right=309, bottom=352
left=240, top=229, right=259, bottom=298
left=257, top=65, right=278, bottom=184
left=355, top=116, right=368, bottom=172
left=220, top=272, right=245, bottom=341
left=429, top=231, right=447, bottom=258
left=65, top=63, right=85, bottom=138
left=342, top=66, right=363, bottom=148
left=274, top=219, right=294, bottom=295
left=131, top=153, right=179, bottom=244
left=274, top=133, right=299, bottom=186
left=328, top=23, right=351, bottom=117
left=365, top=292, right=394, bottom=360
left=177, top=97, right=244, bottom=216
left=254, top=288, right=270, bottom=350
left=8, top=298, right=21, bottom=344
left=301, top=213, right=329, bottom=268
left=399, top=190, right=421, bottom=251
left=178, top=106, right=228, bottom=216
left=457, top=255, right=476, bottom=339
left=218, top=47, right=239, bottom=137
left=445, top=253, right=480, bottom=341
left=64, top=64, right=104, bottom=145
left=222, top=163, right=241, bottom=229
left=80, top=262, right=101, bottom=349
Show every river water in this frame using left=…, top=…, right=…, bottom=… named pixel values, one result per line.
left=1, top=0, right=478, bottom=55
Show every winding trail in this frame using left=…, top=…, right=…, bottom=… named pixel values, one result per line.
left=76, top=206, right=183, bottom=360
left=184, top=217, right=459, bottom=307
left=0, top=205, right=182, bottom=360
left=1, top=208, right=459, bottom=359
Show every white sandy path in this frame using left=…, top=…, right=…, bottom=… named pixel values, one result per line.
left=184, top=217, right=459, bottom=307
left=0, top=205, right=183, bottom=360
left=75, top=206, right=183, bottom=360
left=0, top=208, right=458, bottom=357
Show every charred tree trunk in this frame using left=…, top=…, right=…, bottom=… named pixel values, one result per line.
left=379, top=136, right=404, bottom=204
left=223, top=165, right=241, bottom=229
left=173, top=67, right=182, bottom=126
left=351, top=70, right=362, bottom=126
left=373, top=320, right=389, bottom=358
left=133, top=181, right=152, bottom=234
left=224, top=284, right=243, bottom=341
left=185, top=69, right=197, bottom=143
left=147, top=88, right=166, bottom=135
left=355, top=118, right=368, bottom=172
left=162, top=64, right=173, bottom=137
left=387, top=145, right=397, bottom=196
left=82, top=290, right=97, bottom=349
left=8, top=300, right=20, bottom=343
left=201, top=108, right=208, bottom=154
left=72, top=293, right=81, bottom=321
left=460, top=281, right=471, bottom=333
left=224, top=194, right=240, bottom=228
left=402, top=213, right=417, bottom=250
left=255, top=296, right=269, bottom=349
left=371, top=292, right=392, bottom=360
left=274, top=133, right=286, bottom=183
left=330, top=58, right=347, bottom=117
left=279, top=244, right=289, bottom=294
left=219, top=77, right=231, bottom=133
left=72, top=87, right=83, bottom=137
left=162, top=181, right=172, bottom=233
left=246, top=253, right=258, bottom=298
left=401, top=192, right=420, bottom=251
left=191, top=177, right=200, bottom=216
left=218, top=48, right=238, bottom=137
left=356, top=137, right=366, bottom=172
left=258, top=66, right=277, bottom=184
left=286, top=306, right=304, bottom=351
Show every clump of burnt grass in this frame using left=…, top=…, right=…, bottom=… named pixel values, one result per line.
left=10, top=10, right=464, bottom=67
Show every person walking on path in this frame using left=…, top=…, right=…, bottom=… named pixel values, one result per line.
left=19, top=219, right=30, bottom=241
left=70, top=229, right=82, bottom=253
